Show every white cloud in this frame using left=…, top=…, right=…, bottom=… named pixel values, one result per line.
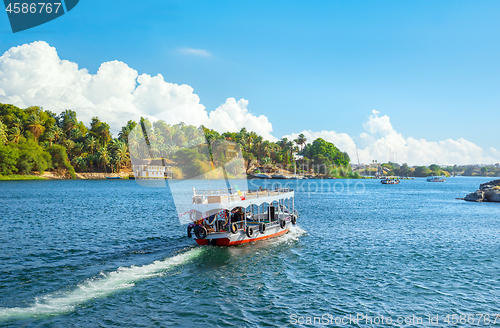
left=285, top=110, right=500, bottom=165
left=0, top=41, right=276, bottom=140
left=206, top=97, right=277, bottom=141
left=178, top=48, right=211, bottom=57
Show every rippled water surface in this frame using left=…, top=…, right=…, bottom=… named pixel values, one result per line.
left=1, top=177, right=499, bottom=327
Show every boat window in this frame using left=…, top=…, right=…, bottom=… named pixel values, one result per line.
left=245, top=205, right=252, bottom=220
left=260, top=203, right=269, bottom=213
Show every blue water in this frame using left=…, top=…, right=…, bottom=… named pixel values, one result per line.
left=0, top=177, right=499, bottom=327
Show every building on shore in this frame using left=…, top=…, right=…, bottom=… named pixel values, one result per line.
left=132, top=159, right=172, bottom=179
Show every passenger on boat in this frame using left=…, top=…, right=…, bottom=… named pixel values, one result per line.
left=231, top=208, right=244, bottom=222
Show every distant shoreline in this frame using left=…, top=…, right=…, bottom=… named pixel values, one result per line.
left=0, top=174, right=495, bottom=182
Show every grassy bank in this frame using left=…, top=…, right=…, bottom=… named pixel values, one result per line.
left=0, top=174, right=47, bottom=181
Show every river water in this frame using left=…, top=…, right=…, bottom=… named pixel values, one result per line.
left=0, top=177, right=499, bottom=327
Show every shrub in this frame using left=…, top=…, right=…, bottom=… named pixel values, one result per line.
left=47, top=145, right=76, bottom=179
left=0, top=144, right=20, bottom=175
left=13, top=140, right=51, bottom=174
left=170, top=166, right=183, bottom=179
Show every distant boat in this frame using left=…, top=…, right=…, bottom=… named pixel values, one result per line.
left=251, top=173, right=271, bottom=179
left=427, top=176, right=446, bottom=182
left=272, top=174, right=290, bottom=179
left=381, top=176, right=400, bottom=184
left=106, top=176, right=122, bottom=179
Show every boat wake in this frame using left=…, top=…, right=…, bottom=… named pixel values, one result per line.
left=0, top=247, right=203, bottom=320
left=273, top=225, right=307, bottom=245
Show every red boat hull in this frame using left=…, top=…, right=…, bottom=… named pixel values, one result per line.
left=195, top=227, right=290, bottom=246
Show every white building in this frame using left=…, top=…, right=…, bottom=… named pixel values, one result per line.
left=133, top=159, right=172, bottom=179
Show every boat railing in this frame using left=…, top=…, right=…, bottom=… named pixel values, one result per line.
left=193, top=187, right=294, bottom=204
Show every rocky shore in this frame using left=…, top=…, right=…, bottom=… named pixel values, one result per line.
left=464, top=179, right=500, bottom=202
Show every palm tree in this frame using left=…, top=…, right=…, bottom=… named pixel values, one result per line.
left=8, top=126, right=22, bottom=143
left=12, top=117, right=23, bottom=130
left=112, top=140, right=130, bottom=172
left=97, top=146, right=111, bottom=172
left=73, top=142, right=85, bottom=156
left=71, top=156, right=87, bottom=172
left=86, top=154, right=96, bottom=171
left=62, top=139, right=76, bottom=155
left=85, top=136, right=98, bottom=155
left=0, top=119, right=7, bottom=144
left=27, top=114, right=46, bottom=141
left=259, top=140, right=271, bottom=161
left=70, top=127, right=83, bottom=141
left=297, top=133, right=307, bottom=152
left=63, top=115, right=77, bottom=135
left=97, top=124, right=111, bottom=146
left=118, top=120, right=137, bottom=142
left=50, top=126, right=63, bottom=144
left=44, top=130, right=55, bottom=146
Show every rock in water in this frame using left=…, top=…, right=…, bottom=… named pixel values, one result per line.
left=485, top=189, right=500, bottom=202
left=464, top=179, right=500, bottom=203
left=480, top=179, right=500, bottom=190
left=464, top=190, right=485, bottom=202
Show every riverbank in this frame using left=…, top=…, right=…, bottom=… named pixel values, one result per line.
left=0, top=174, right=47, bottom=181
left=0, top=172, right=131, bottom=180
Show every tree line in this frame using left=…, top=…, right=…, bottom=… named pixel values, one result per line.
left=0, top=103, right=352, bottom=178
left=368, top=162, right=500, bottom=177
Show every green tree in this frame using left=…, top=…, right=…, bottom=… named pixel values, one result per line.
left=399, top=163, right=410, bottom=177
left=97, top=146, right=111, bottom=172
left=85, top=136, right=98, bottom=155
left=414, top=166, right=432, bottom=177
left=14, top=140, right=51, bottom=174
left=0, top=144, right=20, bottom=175
left=71, top=156, right=88, bottom=172
left=57, top=109, right=78, bottom=135
left=97, top=123, right=112, bottom=146
left=48, top=145, right=76, bottom=178
left=0, top=119, right=7, bottom=145
left=111, top=140, right=129, bottom=172
left=429, top=164, right=440, bottom=171
left=295, top=133, right=307, bottom=152
left=118, top=120, right=137, bottom=142
left=303, top=138, right=349, bottom=168
left=8, top=126, right=22, bottom=143
left=50, top=126, right=64, bottom=144
left=27, top=114, right=46, bottom=141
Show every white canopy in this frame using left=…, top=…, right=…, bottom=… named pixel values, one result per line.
left=191, top=190, right=294, bottom=213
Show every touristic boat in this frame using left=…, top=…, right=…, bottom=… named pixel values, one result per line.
left=186, top=187, right=298, bottom=246
left=381, top=176, right=400, bottom=184
left=427, top=176, right=446, bottom=182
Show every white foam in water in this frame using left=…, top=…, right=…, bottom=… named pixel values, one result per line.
left=0, top=248, right=203, bottom=319
left=272, top=225, right=307, bottom=245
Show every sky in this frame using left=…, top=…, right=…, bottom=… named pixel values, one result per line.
left=0, top=0, right=499, bottom=165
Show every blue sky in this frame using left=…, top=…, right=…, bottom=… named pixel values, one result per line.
left=0, top=0, right=499, bottom=164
